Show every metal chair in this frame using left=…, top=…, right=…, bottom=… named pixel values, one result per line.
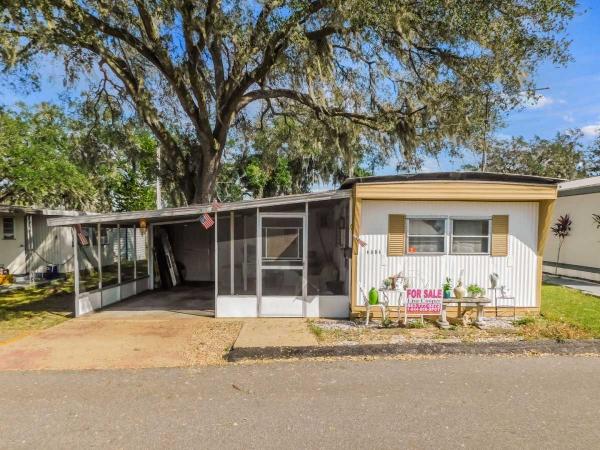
left=360, top=286, right=388, bottom=325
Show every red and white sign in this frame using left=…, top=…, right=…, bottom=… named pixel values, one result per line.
left=405, top=288, right=443, bottom=315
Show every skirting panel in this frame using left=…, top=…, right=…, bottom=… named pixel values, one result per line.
left=216, top=296, right=258, bottom=318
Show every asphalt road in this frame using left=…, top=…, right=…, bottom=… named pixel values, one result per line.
left=2, top=356, right=600, bottom=449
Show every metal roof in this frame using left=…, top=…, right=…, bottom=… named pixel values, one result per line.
left=47, top=189, right=351, bottom=227
left=340, top=172, right=563, bottom=189
left=557, top=176, right=600, bottom=197
left=0, top=205, right=90, bottom=217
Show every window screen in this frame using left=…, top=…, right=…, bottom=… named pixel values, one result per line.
left=407, top=219, right=445, bottom=254
left=451, top=219, right=490, bottom=254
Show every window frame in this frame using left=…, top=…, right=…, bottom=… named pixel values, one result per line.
left=405, top=216, right=447, bottom=255
left=449, top=217, right=492, bottom=255
left=2, top=217, right=15, bottom=240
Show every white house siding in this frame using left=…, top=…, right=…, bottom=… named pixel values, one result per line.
left=1, top=213, right=25, bottom=274
left=30, top=215, right=74, bottom=274
left=1, top=214, right=74, bottom=275
left=358, top=201, right=539, bottom=308
left=543, top=191, right=600, bottom=282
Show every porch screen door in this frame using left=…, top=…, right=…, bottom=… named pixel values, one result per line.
left=258, top=213, right=306, bottom=317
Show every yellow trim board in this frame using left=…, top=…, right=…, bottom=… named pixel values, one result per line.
left=355, top=181, right=557, bottom=201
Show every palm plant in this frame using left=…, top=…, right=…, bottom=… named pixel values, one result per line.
left=551, top=214, right=572, bottom=275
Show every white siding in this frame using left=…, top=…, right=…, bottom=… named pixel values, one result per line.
left=1, top=213, right=26, bottom=274
left=1, top=214, right=74, bottom=275
left=30, top=215, right=74, bottom=274
left=543, top=191, right=600, bottom=281
left=358, top=201, right=539, bottom=308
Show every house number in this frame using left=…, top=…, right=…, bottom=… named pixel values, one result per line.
left=367, top=249, right=381, bottom=255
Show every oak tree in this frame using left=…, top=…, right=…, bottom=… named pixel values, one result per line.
left=0, top=0, right=576, bottom=203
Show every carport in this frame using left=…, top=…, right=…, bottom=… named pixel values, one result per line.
left=47, top=190, right=351, bottom=318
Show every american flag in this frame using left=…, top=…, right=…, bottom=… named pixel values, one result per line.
left=353, top=234, right=367, bottom=248
left=199, top=213, right=215, bottom=229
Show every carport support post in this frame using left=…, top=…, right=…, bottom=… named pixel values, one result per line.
left=97, top=223, right=102, bottom=291
left=148, top=224, right=154, bottom=289
left=72, top=227, right=80, bottom=317
left=117, top=224, right=121, bottom=285
left=230, top=211, right=234, bottom=295
left=214, top=213, right=218, bottom=310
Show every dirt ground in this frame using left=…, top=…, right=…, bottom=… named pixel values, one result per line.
left=308, top=315, right=591, bottom=345
left=0, top=310, right=242, bottom=371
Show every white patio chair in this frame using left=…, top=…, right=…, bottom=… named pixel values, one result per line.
left=496, top=286, right=516, bottom=320
left=360, top=286, right=388, bottom=325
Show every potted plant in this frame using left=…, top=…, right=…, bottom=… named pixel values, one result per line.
left=383, top=278, right=392, bottom=290
left=442, top=277, right=452, bottom=299
left=467, top=284, right=484, bottom=298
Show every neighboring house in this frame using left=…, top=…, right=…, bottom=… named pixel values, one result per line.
left=48, top=172, right=559, bottom=318
left=543, top=176, right=600, bottom=282
left=0, top=205, right=88, bottom=281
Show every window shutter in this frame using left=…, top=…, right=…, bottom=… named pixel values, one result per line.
left=388, top=214, right=406, bottom=256
left=491, top=215, right=509, bottom=256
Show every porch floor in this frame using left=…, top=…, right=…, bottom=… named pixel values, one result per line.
left=102, top=284, right=215, bottom=317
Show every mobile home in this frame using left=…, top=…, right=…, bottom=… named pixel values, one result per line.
left=0, top=205, right=87, bottom=282
left=543, top=176, right=600, bottom=282
left=47, top=172, right=559, bottom=318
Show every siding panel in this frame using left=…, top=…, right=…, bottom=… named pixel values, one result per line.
left=357, top=201, right=538, bottom=308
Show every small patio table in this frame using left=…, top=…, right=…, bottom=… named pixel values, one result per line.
left=437, top=297, right=492, bottom=329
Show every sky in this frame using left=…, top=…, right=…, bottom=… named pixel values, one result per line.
left=2, top=1, right=600, bottom=175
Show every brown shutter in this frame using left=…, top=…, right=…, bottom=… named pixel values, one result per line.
left=491, top=215, right=509, bottom=256
left=388, top=214, right=406, bottom=256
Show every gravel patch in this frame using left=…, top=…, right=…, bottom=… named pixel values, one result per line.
left=477, top=318, right=516, bottom=330
left=183, top=320, right=243, bottom=366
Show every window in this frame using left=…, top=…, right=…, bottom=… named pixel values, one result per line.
left=407, top=218, right=446, bottom=254
left=451, top=219, right=490, bottom=254
left=2, top=217, right=15, bottom=240
left=261, top=217, right=303, bottom=262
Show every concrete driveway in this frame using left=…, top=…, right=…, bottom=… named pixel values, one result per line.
left=0, top=287, right=241, bottom=371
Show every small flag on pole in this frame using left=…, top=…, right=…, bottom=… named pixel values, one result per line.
left=353, top=234, right=367, bottom=247
left=74, top=224, right=89, bottom=246
left=199, top=213, right=215, bottom=230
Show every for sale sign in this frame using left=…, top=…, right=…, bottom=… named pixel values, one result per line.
left=405, top=289, right=443, bottom=315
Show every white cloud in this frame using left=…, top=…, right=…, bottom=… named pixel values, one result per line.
left=562, top=113, right=575, bottom=123
left=581, top=124, right=600, bottom=138
left=522, top=94, right=555, bottom=110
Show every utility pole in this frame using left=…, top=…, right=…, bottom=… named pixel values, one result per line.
left=156, top=145, right=162, bottom=209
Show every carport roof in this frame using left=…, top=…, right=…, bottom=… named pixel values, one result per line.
left=47, top=189, right=351, bottom=227
left=0, top=204, right=91, bottom=217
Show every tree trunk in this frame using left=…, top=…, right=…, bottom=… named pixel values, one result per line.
left=191, top=149, right=221, bottom=204
left=555, top=240, right=563, bottom=276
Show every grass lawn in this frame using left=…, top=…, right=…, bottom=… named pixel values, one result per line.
left=540, top=283, right=600, bottom=338
left=0, top=280, right=74, bottom=339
